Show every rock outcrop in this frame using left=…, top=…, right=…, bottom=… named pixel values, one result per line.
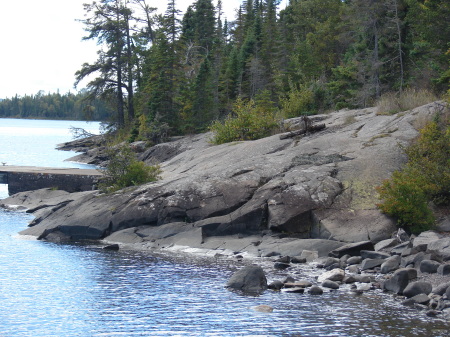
left=2, top=102, right=446, bottom=257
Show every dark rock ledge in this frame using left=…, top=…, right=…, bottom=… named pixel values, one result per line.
left=1, top=102, right=449, bottom=318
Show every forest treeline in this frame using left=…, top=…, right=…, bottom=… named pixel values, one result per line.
left=0, top=90, right=113, bottom=121
left=1, top=0, right=449, bottom=136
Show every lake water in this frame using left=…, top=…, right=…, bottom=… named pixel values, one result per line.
left=1, top=118, right=449, bottom=336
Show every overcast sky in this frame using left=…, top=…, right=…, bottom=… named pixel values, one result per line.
left=0, top=0, right=287, bottom=99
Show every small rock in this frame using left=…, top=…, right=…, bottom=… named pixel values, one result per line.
left=396, top=228, right=410, bottom=242
left=432, top=282, right=450, bottom=296
left=323, top=257, right=340, bottom=268
left=282, top=287, right=305, bottom=294
left=308, top=286, right=323, bottom=295
left=409, top=293, right=431, bottom=305
left=274, top=262, right=290, bottom=270
left=226, top=265, right=267, bottom=294
left=300, top=250, right=319, bottom=262
left=322, top=280, right=339, bottom=289
left=284, top=281, right=312, bottom=288
left=103, top=244, right=120, bottom=251
left=360, top=250, right=390, bottom=260
left=283, top=276, right=295, bottom=284
left=401, top=247, right=421, bottom=257
left=340, top=254, right=351, bottom=263
left=329, top=241, right=375, bottom=258
left=390, top=242, right=411, bottom=255
left=380, top=255, right=401, bottom=274
left=420, top=260, right=440, bottom=274
left=361, top=258, right=385, bottom=271
left=268, top=280, right=284, bottom=290
left=358, top=283, right=372, bottom=291
left=375, top=238, right=399, bottom=251
left=347, top=265, right=360, bottom=274
left=252, top=305, right=273, bottom=313
left=354, top=274, right=373, bottom=283
left=343, top=275, right=357, bottom=284
left=446, top=286, right=450, bottom=299
left=403, top=281, right=433, bottom=298
left=412, top=231, right=442, bottom=251
left=275, top=256, right=291, bottom=263
left=401, top=298, right=416, bottom=307
left=438, top=264, right=450, bottom=276
left=383, top=268, right=410, bottom=294
left=426, top=310, right=440, bottom=317
left=291, top=256, right=307, bottom=264
left=347, top=256, right=363, bottom=265
left=264, top=251, right=281, bottom=257
left=317, top=268, right=345, bottom=282
left=405, top=267, right=418, bottom=280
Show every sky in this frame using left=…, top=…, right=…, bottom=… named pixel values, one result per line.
left=0, top=0, right=287, bottom=99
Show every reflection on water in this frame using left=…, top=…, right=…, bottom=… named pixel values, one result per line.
left=1, top=207, right=449, bottom=337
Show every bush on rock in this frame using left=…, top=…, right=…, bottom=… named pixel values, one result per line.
left=376, top=117, right=450, bottom=233
left=99, top=144, right=162, bottom=193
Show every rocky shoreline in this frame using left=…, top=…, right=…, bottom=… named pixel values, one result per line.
left=1, top=101, right=449, bottom=323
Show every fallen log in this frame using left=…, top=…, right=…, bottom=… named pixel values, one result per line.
left=279, top=123, right=326, bottom=140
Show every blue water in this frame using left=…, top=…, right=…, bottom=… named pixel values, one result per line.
left=0, top=119, right=449, bottom=336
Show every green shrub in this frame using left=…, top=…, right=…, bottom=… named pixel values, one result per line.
left=376, top=171, right=435, bottom=233
left=99, top=145, right=162, bottom=193
left=281, top=86, right=315, bottom=118
left=209, top=97, right=280, bottom=145
left=376, top=119, right=450, bottom=233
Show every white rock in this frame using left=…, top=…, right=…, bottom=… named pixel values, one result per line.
left=317, top=268, right=345, bottom=282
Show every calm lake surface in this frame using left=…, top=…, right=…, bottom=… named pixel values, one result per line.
left=0, top=118, right=449, bottom=336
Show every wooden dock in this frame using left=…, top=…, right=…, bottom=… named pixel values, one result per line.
left=0, top=166, right=103, bottom=195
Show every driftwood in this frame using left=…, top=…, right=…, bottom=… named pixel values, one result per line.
left=279, top=122, right=326, bottom=140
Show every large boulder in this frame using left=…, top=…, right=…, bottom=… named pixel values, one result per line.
left=226, top=265, right=267, bottom=294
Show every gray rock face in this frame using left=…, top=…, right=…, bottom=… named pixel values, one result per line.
left=403, top=281, right=432, bottom=298
left=3, top=104, right=442, bottom=253
left=226, top=265, right=267, bottom=294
